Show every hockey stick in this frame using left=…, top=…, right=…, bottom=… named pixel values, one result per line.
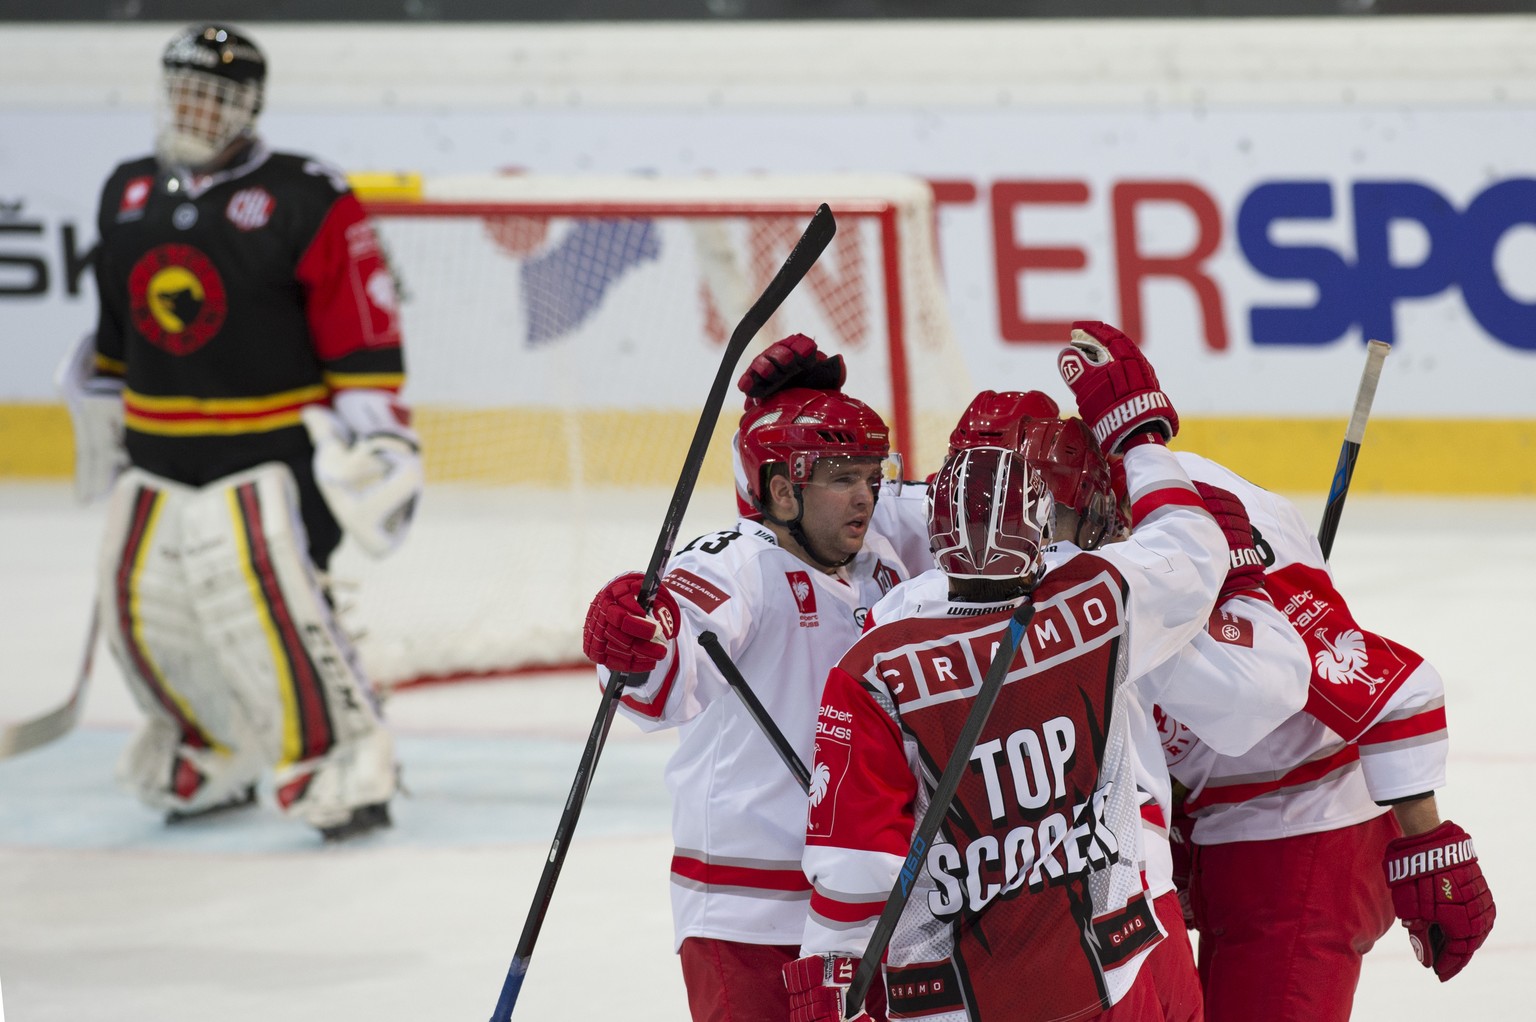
left=490, top=203, right=837, bottom=1021
left=844, top=600, right=1035, bottom=1015
left=0, top=605, right=98, bottom=759
left=1317, top=339, right=1391, bottom=563
left=698, top=630, right=811, bottom=794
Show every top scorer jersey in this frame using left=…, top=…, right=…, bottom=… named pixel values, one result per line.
left=799, top=443, right=1226, bottom=1022
left=606, top=519, right=910, bottom=949
left=91, top=141, right=404, bottom=492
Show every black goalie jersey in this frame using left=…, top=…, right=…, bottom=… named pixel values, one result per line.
left=90, top=141, right=405, bottom=560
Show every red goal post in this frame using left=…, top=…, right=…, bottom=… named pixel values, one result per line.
left=344, top=174, right=970, bottom=688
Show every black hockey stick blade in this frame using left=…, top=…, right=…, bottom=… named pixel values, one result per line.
left=699, top=630, right=811, bottom=793
left=490, top=203, right=836, bottom=1021
left=1318, top=339, right=1390, bottom=562
left=844, top=600, right=1035, bottom=1016
left=0, top=605, right=98, bottom=759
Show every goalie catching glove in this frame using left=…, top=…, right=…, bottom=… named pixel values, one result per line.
left=1382, top=820, right=1496, bottom=982
left=738, top=333, right=846, bottom=403
left=1056, top=320, right=1179, bottom=455
left=582, top=572, right=681, bottom=675
left=301, top=390, right=422, bottom=559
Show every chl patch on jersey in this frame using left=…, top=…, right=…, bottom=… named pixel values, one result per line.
left=872, top=559, right=900, bottom=595
left=1205, top=608, right=1255, bottom=647
left=786, top=570, right=819, bottom=627
left=118, top=176, right=153, bottom=221
left=661, top=568, right=729, bottom=613
left=226, top=187, right=275, bottom=231
left=128, top=243, right=228, bottom=355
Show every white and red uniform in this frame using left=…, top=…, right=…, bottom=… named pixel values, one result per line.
left=1162, top=452, right=1450, bottom=1022
left=606, top=520, right=910, bottom=951
left=798, top=444, right=1225, bottom=1022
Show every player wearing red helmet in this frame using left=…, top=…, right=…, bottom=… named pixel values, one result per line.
left=582, top=338, right=914, bottom=1022
left=785, top=340, right=1230, bottom=1019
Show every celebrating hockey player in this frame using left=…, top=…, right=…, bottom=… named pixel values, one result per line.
left=1162, top=451, right=1498, bottom=1021
left=581, top=340, right=911, bottom=1022
left=62, top=24, right=420, bottom=839
left=784, top=323, right=1229, bottom=1022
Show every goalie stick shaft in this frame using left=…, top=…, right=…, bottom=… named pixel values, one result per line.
left=698, top=630, right=811, bottom=794
left=490, top=203, right=837, bottom=1021
left=1317, top=339, right=1391, bottom=563
left=844, top=601, right=1035, bottom=1016
left=0, top=605, right=98, bottom=759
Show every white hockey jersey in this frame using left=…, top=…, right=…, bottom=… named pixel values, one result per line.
left=605, top=518, right=910, bottom=949
left=799, top=443, right=1226, bottom=1021
left=1163, top=452, right=1450, bottom=846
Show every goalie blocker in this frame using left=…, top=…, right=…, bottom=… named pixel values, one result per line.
left=100, top=462, right=396, bottom=837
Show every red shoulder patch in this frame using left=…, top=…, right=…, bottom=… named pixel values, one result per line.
left=1205, top=608, right=1255, bottom=647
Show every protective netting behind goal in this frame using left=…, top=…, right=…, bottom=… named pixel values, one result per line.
left=341, top=175, right=970, bottom=687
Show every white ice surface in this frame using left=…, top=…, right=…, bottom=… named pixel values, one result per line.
left=1, top=481, right=1533, bottom=1021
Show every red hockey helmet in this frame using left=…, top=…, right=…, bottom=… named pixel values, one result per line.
left=1019, top=416, right=1118, bottom=550
left=947, top=390, right=1061, bottom=456
left=927, top=446, right=1051, bottom=580
left=738, top=387, right=890, bottom=512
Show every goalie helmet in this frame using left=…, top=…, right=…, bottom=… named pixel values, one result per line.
left=947, top=390, right=1060, bottom=456
left=738, top=387, right=889, bottom=513
left=1019, top=416, right=1119, bottom=550
left=156, top=23, right=266, bottom=171
left=927, top=446, right=1051, bottom=581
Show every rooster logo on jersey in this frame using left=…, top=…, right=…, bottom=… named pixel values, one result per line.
left=810, top=761, right=832, bottom=807
left=1313, top=627, right=1389, bottom=695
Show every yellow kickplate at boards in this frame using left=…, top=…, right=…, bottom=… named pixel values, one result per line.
left=347, top=172, right=424, bottom=202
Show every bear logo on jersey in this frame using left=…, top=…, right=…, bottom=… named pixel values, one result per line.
left=127, top=243, right=228, bottom=355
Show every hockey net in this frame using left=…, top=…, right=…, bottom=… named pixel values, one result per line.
left=344, top=174, right=970, bottom=688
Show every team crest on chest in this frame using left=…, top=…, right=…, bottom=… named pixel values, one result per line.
left=127, top=243, right=228, bottom=355
left=785, top=570, right=819, bottom=627
left=226, top=187, right=275, bottom=230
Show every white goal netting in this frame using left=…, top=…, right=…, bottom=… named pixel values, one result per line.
left=340, top=174, right=970, bottom=687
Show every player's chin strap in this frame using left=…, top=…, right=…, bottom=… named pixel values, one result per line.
left=759, top=482, right=878, bottom=572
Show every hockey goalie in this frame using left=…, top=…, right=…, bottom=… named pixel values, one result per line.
left=58, top=22, right=422, bottom=840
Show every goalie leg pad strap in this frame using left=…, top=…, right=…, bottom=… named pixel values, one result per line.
left=178, top=463, right=388, bottom=776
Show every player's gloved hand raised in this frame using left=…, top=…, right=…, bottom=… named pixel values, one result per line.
left=1382, top=820, right=1496, bottom=982
left=1056, top=321, right=1179, bottom=455
left=1192, top=481, right=1267, bottom=602
left=582, top=572, right=681, bottom=675
left=783, top=954, right=871, bottom=1022
left=738, top=333, right=846, bottom=402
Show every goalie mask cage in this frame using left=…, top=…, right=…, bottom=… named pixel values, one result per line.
left=346, top=174, right=969, bottom=688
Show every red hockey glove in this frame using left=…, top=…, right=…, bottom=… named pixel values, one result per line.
left=1192, top=481, right=1267, bottom=602
left=738, top=333, right=846, bottom=401
left=1168, top=807, right=1199, bottom=931
left=1056, top=321, right=1179, bottom=455
left=1382, top=820, right=1496, bottom=982
left=581, top=572, right=681, bottom=674
left=783, top=954, right=869, bottom=1022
